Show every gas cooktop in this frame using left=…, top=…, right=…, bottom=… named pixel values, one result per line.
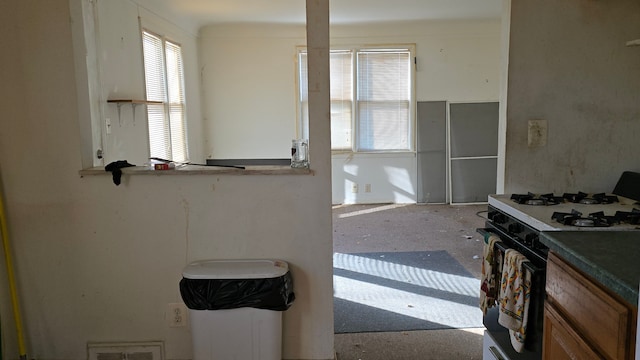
left=488, top=194, right=640, bottom=232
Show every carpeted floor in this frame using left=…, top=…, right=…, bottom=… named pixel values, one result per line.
left=333, top=203, right=488, bottom=360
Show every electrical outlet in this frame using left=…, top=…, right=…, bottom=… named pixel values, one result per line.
left=167, top=303, right=188, bottom=327
left=351, top=183, right=358, bottom=193
left=365, top=184, right=371, bottom=193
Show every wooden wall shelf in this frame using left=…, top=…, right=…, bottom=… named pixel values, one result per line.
left=107, top=99, right=163, bottom=124
left=107, top=99, right=163, bottom=105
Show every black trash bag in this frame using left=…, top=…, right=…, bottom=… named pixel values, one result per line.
left=179, top=271, right=295, bottom=311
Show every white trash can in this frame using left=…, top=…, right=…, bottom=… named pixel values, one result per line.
left=180, top=259, right=294, bottom=360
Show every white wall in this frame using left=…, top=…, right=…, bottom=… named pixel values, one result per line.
left=97, top=0, right=147, bottom=164
left=505, top=0, right=640, bottom=193
left=331, top=153, right=417, bottom=204
left=199, top=19, right=502, bottom=204
left=0, top=1, right=334, bottom=360
left=199, top=24, right=306, bottom=159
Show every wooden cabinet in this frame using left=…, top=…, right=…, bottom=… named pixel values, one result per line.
left=543, top=252, right=637, bottom=360
left=543, top=302, right=602, bottom=360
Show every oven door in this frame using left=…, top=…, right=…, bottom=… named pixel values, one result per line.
left=479, top=225, right=546, bottom=360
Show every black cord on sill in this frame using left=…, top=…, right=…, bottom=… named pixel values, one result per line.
left=150, top=157, right=245, bottom=170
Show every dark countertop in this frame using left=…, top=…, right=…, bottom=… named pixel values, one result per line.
left=539, top=231, right=640, bottom=306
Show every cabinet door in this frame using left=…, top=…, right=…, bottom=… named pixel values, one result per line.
left=546, top=252, right=630, bottom=359
left=543, top=303, right=601, bottom=360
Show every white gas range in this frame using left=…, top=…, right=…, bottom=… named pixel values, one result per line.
left=480, top=172, right=640, bottom=360
left=488, top=193, right=640, bottom=232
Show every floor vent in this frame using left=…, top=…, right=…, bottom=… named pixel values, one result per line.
left=88, top=342, right=164, bottom=360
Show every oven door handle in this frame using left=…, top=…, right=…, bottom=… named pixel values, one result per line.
left=477, top=228, right=492, bottom=239
left=478, top=228, right=525, bottom=249
left=477, top=227, right=544, bottom=275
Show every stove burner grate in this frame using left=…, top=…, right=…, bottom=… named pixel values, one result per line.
left=614, top=208, right=640, bottom=225
left=551, top=209, right=618, bottom=227
left=551, top=208, right=640, bottom=227
left=562, top=192, right=619, bottom=205
left=511, top=193, right=564, bottom=206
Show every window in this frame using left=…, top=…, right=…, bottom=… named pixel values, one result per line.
left=142, top=30, right=188, bottom=162
left=299, top=50, right=353, bottom=150
left=298, top=46, right=414, bottom=152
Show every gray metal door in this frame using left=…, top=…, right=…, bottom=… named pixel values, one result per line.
left=448, top=102, right=498, bottom=204
left=416, top=101, right=447, bottom=203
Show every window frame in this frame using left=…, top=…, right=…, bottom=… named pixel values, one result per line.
left=296, top=44, right=416, bottom=154
left=141, top=28, right=189, bottom=163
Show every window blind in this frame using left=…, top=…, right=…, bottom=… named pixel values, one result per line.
left=165, top=40, right=187, bottom=162
left=298, top=47, right=413, bottom=152
left=329, top=51, right=353, bottom=150
left=357, top=50, right=411, bottom=151
left=142, top=31, right=188, bottom=162
left=299, top=50, right=353, bottom=150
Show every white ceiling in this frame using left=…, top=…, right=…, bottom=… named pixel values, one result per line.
left=136, top=0, right=502, bottom=33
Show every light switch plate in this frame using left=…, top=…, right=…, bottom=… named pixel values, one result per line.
left=528, top=120, right=547, bottom=147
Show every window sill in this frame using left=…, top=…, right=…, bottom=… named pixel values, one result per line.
left=79, top=165, right=313, bottom=177
left=331, top=151, right=415, bottom=158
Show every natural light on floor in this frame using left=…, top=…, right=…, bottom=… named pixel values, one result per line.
left=335, top=204, right=409, bottom=219
left=333, top=252, right=482, bottom=329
